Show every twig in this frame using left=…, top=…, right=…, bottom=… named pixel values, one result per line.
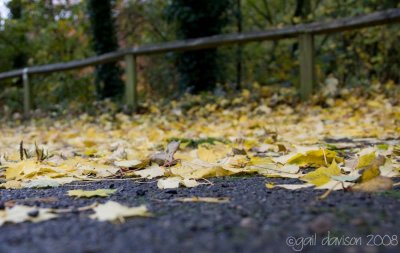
left=5, top=197, right=58, bottom=207
left=321, top=147, right=328, bottom=166
left=318, top=181, right=341, bottom=200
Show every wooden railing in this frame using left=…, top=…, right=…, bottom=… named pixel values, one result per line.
left=1, top=8, right=400, bottom=117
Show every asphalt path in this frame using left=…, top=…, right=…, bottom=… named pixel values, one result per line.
left=0, top=176, right=399, bottom=253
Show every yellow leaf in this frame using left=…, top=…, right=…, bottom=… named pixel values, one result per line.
left=114, top=159, right=144, bottom=168
left=356, top=152, right=376, bottom=169
left=190, top=166, right=233, bottom=179
left=5, top=160, right=37, bottom=180
left=83, top=148, right=97, bottom=156
left=0, top=180, right=22, bottom=189
left=250, top=156, right=274, bottom=166
left=67, top=189, right=117, bottom=198
left=301, top=160, right=341, bottom=186
left=197, top=143, right=229, bottom=163
left=357, top=155, right=385, bottom=183
left=287, top=149, right=342, bottom=167
left=265, top=183, right=275, bottom=189
left=89, top=201, right=151, bottom=222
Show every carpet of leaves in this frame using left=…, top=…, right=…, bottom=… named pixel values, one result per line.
left=0, top=81, right=399, bottom=225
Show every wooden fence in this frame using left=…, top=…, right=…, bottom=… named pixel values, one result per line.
left=1, top=8, right=400, bottom=117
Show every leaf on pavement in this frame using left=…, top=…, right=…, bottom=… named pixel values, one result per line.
left=175, top=197, right=229, bottom=203
left=272, top=183, right=314, bottom=190
left=0, top=205, right=57, bottom=226
left=68, top=189, right=117, bottom=198
left=89, top=201, right=151, bottom=222
left=351, top=176, right=393, bottom=193
left=23, top=178, right=61, bottom=188
left=157, top=177, right=181, bottom=189
left=301, top=160, right=342, bottom=186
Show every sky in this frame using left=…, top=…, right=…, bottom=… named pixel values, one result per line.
left=0, top=0, right=10, bottom=19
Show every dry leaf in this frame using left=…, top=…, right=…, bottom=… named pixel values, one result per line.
left=134, top=164, right=164, bottom=179
left=351, top=176, right=393, bottom=193
left=175, top=197, right=229, bottom=203
left=89, top=201, right=151, bottom=222
left=68, top=189, right=117, bottom=198
left=0, top=205, right=57, bottom=226
left=157, top=177, right=181, bottom=189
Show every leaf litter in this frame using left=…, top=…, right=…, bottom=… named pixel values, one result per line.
left=0, top=83, right=399, bottom=225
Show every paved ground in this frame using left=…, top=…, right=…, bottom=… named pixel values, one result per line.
left=0, top=176, right=399, bottom=253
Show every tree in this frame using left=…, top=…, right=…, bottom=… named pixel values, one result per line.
left=87, top=0, right=124, bottom=99
left=7, top=0, right=27, bottom=70
left=166, top=0, right=231, bottom=93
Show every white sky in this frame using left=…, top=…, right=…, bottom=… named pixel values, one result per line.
left=0, top=0, right=10, bottom=19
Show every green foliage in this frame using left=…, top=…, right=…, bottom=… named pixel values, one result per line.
left=0, top=0, right=399, bottom=115
left=0, top=1, right=94, bottom=114
left=166, top=0, right=232, bottom=93
left=240, top=0, right=400, bottom=87
left=87, top=0, right=124, bottom=99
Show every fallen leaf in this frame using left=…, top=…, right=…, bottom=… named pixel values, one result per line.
left=157, top=177, right=181, bottom=189
left=197, top=143, right=229, bottom=163
left=351, top=176, right=393, bottom=192
left=150, top=141, right=180, bottom=166
left=301, top=160, right=341, bottom=186
left=175, top=197, right=229, bottom=203
left=274, top=183, right=314, bottom=190
left=0, top=180, right=22, bottom=189
left=134, top=164, right=164, bottom=179
left=114, top=159, right=143, bottom=168
left=286, top=149, right=342, bottom=167
left=0, top=205, right=57, bottom=226
left=68, top=189, right=117, bottom=198
left=89, top=201, right=151, bottom=222
left=24, top=179, right=61, bottom=188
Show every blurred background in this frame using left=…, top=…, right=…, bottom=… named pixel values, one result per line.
left=0, top=0, right=399, bottom=115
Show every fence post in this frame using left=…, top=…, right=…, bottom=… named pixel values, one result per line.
left=124, top=53, right=137, bottom=112
left=299, top=33, right=316, bottom=101
left=22, top=68, right=31, bottom=118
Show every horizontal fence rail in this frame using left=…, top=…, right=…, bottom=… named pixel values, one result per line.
left=0, top=8, right=399, bottom=116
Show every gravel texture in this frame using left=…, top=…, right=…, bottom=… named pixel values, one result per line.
left=0, top=176, right=399, bottom=253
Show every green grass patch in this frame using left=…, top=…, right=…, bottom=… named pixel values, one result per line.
left=167, top=137, right=229, bottom=148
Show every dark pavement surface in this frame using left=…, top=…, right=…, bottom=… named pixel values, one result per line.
left=0, top=176, right=399, bottom=253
